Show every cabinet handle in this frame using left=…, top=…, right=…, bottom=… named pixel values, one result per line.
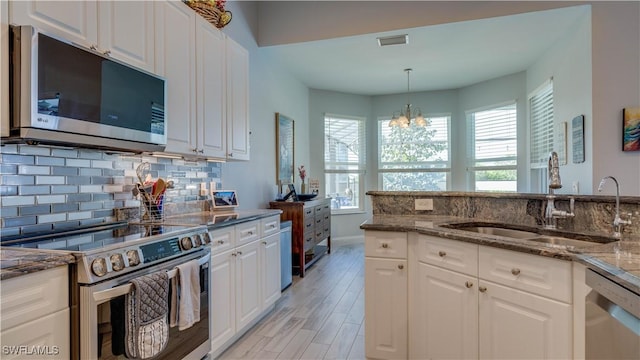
left=192, top=148, right=198, bottom=153
left=465, top=281, right=473, bottom=288
left=228, top=153, right=233, bottom=157
left=103, top=50, right=111, bottom=56
left=198, top=149, right=204, bottom=154
left=511, top=268, right=521, bottom=276
left=397, top=264, right=404, bottom=270
left=217, top=240, right=225, bottom=244
left=236, top=251, right=242, bottom=255
left=479, top=286, right=487, bottom=293
left=247, top=231, right=253, bottom=235
left=231, top=252, right=237, bottom=257
left=438, top=251, right=446, bottom=257
left=262, top=241, right=267, bottom=245
left=381, top=243, right=389, bottom=249
left=90, top=44, right=98, bottom=50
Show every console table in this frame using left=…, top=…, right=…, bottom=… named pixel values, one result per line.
left=269, top=198, right=331, bottom=277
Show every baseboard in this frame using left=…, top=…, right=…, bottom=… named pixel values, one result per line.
left=331, top=235, right=365, bottom=244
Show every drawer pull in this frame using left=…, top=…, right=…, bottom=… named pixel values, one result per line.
left=217, top=240, right=225, bottom=244
left=231, top=252, right=237, bottom=257
left=479, top=286, right=487, bottom=293
left=247, top=231, right=254, bottom=235
left=511, top=268, right=521, bottom=276
left=397, top=264, right=404, bottom=270
left=465, top=281, right=473, bottom=288
left=438, top=251, right=446, bottom=257
left=381, top=243, right=389, bottom=249
left=236, top=251, right=242, bottom=255
left=262, top=241, right=267, bottom=245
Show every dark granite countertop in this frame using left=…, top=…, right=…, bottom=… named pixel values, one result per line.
left=0, top=209, right=282, bottom=280
left=0, top=248, right=76, bottom=280
left=164, top=209, right=282, bottom=229
left=361, top=214, right=640, bottom=294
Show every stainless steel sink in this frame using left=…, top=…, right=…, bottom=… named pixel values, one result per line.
left=445, top=223, right=609, bottom=249
left=456, top=226, right=538, bottom=239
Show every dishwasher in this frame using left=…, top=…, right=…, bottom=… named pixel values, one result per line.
left=280, top=221, right=292, bottom=291
left=585, top=268, right=640, bottom=359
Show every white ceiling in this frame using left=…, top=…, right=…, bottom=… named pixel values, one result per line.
left=261, top=6, right=588, bottom=96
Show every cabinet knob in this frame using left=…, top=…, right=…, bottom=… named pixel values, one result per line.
left=479, top=286, right=487, bottom=293
left=103, top=50, right=111, bottom=56
left=398, top=264, right=404, bottom=270
left=198, top=149, right=204, bottom=154
left=231, top=252, right=237, bottom=257
left=465, top=281, right=473, bottom=288
left=381, top=243, right=389, bottom=249
left=192, top=148, right=198, bottom=153
left=511, top=268, right=521, bottom=276
left=262, top=241, right=267, bottom=245
left=438, top=251, right=446, bottom=257
left=228, top=153, right=233, bottom=157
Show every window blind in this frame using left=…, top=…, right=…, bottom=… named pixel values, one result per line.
left=470, top=103, right=517, bottom=166
left=530, top=80, right=554, bottom=168
left=324, top=114, right=366, bottom=171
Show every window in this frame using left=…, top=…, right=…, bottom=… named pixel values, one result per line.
left=324, top=114, right=366, bottom=213
left=467, top=103, right=517, bottom=192
left=529, top=79, right=554, bottom=191
left=378, top=116, right=450, bottom=191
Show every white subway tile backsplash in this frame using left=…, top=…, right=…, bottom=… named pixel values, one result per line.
left=36, top=175, right=66, bottom=185
left=18, top=165, right=51, bottom=175
left=67, top=159, right=91, bottom=168
left=51, top=148, right=78, bottom=158
left=1, top=196, right=35, bottom=206
left=37, top=195, right=66, bottom=204
left=79, top=185, right=103, bottom=193
left=103, top=185, right=124, bottom=193
left=19, top=145, right=51, bottom=156
left=92, top=160, right=113, bottom=169
left=68, top=211, right=92, bottom=220
left=38, top=213, right=67, bottom=224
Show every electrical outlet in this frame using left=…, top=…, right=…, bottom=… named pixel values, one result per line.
left=415, top=198, right=434, bottom=211
left=199, top=182, right=207, bottom=196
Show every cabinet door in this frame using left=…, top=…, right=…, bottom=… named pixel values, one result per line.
left=195, top=16, right=226, bottom=158
left=97, top=1, right=155, bottom=72
left=260, top=233, right=281, bottom=309
left=364, top=257, right=408, bottom=359
left=0, top=309, right=70, bottom=360
left=235, top=240, right=261, bottom=330
left=156, top=0, right=197, bottom=155
left=225, top=36, right=250, bottom=160
left=210, top=249, right=236, bottom=353
left=1, top=0, right=9, bottom=137
left=478, top=280, right=572, bottom=359
left=9, top=0, right=98, bottom=47
left=411, top=263, right=478, bottom=360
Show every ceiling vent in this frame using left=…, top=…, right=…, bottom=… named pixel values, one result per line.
left=377, top=34, right=409, bottom=47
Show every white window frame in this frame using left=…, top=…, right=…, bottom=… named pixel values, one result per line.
left=466, top=101, right=518, bottom=192
left=529, top=78, right=554, bottom=192
left=324, top=113, right=366, bottom=214
left=377, top=115, right=451, bottom=191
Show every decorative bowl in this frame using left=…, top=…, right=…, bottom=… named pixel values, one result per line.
left=297, top=193, right=318, bottom=201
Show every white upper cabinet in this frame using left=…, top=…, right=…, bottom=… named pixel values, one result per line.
left=159, top=1, right=249, bottom=160
left=225, top=37, right=250, bottom=160
left=10, top=0, right=156, bottom=73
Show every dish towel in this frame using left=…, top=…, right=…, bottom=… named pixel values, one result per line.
left=125, top=271, right=169, bottom=359
left=169, top=259, right=201, bottom=330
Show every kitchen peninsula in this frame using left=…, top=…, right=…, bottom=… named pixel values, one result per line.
left=361, top=191, right=640, bottom=360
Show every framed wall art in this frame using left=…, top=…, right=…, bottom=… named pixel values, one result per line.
left=276, top=113, right=295, bottom=187
left=572, top=115, right=585, bottom=163
left=623, top=107, right=640, bottom=151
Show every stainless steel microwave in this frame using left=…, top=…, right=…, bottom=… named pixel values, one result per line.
left=8, top=25, right=167, bottom=152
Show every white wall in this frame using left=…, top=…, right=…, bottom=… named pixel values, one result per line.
left=220, top=1, right=310, bottom=209
left=527, top=5, right=593, bottom=194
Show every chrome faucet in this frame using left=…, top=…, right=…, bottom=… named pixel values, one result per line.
left=544, top=151, right=575, bottom=229
left=598, top=176, right=632, bottom=239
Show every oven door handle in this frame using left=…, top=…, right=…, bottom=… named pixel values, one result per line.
left=92, top=253, right=210, bottom=305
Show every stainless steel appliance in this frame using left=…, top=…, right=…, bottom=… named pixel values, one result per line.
left=8, top=25, right=166, bottom=152
left=280, top=221, right=292, bottom=291
left=3, top=222, right=211, bottom=360
left=585, top=269, right=640, bottom=359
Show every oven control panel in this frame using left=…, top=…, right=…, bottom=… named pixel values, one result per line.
left=84, top=229, right=210, bottom=282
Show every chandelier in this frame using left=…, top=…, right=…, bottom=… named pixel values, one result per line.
left=389, top=68, right=427, bottom=128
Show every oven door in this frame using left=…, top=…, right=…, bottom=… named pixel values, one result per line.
left=78, top=249, right=210, bottom=360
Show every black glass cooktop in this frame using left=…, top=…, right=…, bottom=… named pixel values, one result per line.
left=1, top=222, right=197, bottom=252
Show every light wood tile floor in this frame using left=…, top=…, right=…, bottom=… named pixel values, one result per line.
left=218, top=240, right=365, bottom=360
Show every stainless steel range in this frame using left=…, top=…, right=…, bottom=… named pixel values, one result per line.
left=3, top=222, right=212, bottom=360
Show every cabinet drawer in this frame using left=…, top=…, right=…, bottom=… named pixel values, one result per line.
left=303, top=207, right=314, bottom=217
left=209, top=226, right=235, bottom=255
left=261, top=216, right=280, bottom=237
left=479, top=246, right=572, bottom=303
left=417, top=235, right=478, bottom=277
left=303, top=217, right=314, bottom=233
left=0, top=308, right=70, bottom=359
left=365, top=231, right=407, bottom=259
left=1, top=266, right=68, bottom=330
left=235, top=220, right=260, bottom=247
left=303, top=232, right=316, bottom=252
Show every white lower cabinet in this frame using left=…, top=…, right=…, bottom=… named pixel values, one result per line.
left=210, top=216, right=281, bottom=357
left=0, top=266, right=70, bottom=360
left=364, top=231, right=408, bottom=359
left=365, top=231, right=574, bottom=360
